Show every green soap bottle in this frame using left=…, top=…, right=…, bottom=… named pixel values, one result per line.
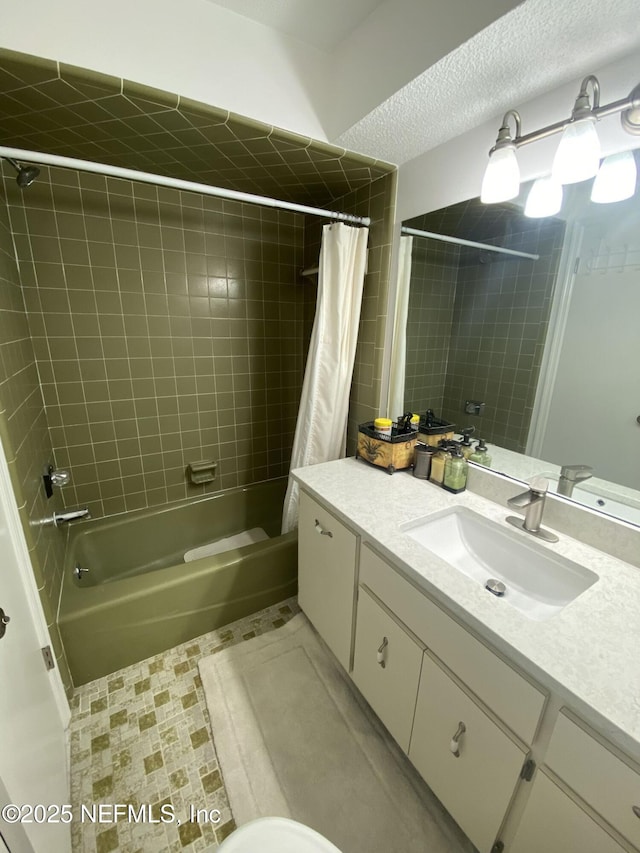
left=469, top=438, right=492, bottom=467
left=443, top=447, right=468, bottom=493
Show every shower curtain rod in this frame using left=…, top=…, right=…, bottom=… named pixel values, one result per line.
left=400, top=226, right=539, bottom=261
left=0, top=145, right=371, bottom=226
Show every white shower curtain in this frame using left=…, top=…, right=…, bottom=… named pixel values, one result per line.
left=387, top=235, right=413, bottom=419
left=281, top=222, right=369, bottom=533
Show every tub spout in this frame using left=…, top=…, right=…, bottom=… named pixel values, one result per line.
left=53, top=508, right=90, bottom=526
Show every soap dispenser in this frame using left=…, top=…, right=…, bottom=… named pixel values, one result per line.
left=429, top=440, right=448, bottom=485
left=469, top=438, right=492, bottom=467
left=443, top=446, right=468, bottom=493
left=459, top=428, right=475, bottom=460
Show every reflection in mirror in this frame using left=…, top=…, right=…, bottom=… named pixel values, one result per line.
left=391, top=151, right=640, bottom=526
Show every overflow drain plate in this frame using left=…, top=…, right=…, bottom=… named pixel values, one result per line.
left=485, top=578, right=506, bottom=597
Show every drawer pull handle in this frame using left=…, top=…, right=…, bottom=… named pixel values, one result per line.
left=633, top=806, right=640, bottom=819
left=314, top=520, right=333, bottom=538
left=450, top=721, right=466, bottom=757
left=377, top=637, right=388, bottom=668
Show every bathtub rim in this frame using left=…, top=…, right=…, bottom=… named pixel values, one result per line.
left=59, top=478, right=292, bottom=618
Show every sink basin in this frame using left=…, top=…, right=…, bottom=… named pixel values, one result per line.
left=401, top=507, right=598, bottom=621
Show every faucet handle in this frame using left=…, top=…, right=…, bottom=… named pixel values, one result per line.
left=560, top=464, right=593, bottom=479
left=528, top=476, right=549, bottom=495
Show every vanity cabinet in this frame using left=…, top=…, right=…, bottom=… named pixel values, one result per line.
left=509, top=770, right=627, bottom=853
left=409, top=653, right=526, bottom=853
left=298, top=490, right=357, bottom=670
left=544, top=711, right=640, bottom=850
left=359, top=543, right=546, bottom=745
left=296, top=486, right=640, bottom=853
left=509, top=710, right=640, bottom=853
left=357, top=544, right=537, bottom=853
left=351, top=587, right=423, bottom=752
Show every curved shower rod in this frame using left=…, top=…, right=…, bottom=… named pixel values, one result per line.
left=0, top=145, right=371, bottom=227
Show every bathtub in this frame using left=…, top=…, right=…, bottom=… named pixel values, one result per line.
left=59, top=478, right=297, bottom=685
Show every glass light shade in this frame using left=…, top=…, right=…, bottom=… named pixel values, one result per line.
left=524, top=177, right=563, bottom=218
left=481, top=145, right=520, bottom=203
left=551, top=117, right=601, bottom=184
left=591, top=151, right=637, bottom=203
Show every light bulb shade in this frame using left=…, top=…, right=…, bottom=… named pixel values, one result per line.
left=524, top=177, right=563, bottom=218
left=591, top=151, right=637, bottom=203
left=552, top=117, right=601, bottom=184
left=481, top=145, right=520, bottom=203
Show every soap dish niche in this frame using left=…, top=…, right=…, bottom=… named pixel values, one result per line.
left=187, top=460, right=218, bottom=485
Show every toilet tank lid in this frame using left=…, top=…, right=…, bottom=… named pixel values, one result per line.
left=217, top=816, right=343, bottom=852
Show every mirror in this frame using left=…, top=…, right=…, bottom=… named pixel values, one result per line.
left=392, top=151, right=640, bottom=526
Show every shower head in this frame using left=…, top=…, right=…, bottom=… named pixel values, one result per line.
left=3, top=157, right=40, bottom=189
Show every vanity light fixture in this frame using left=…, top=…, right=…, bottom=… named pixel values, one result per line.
left=590, top=150, right=638, bottom=203
left=480, top=110, right=521, bottom=203
left=481, top=75, right=640, bottom=207
left=551, top=76, right=601, bottom=184
left=524, top=176, right=563, bottom=218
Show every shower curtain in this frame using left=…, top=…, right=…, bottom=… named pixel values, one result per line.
left=281, top=222, right=369, bottom=533
left=387, top=235, right=413, bottom=419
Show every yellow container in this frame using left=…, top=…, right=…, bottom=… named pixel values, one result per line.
left=373, top=417, right=393, bottom=436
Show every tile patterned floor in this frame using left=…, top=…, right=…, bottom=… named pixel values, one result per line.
left=68, top=597, right=300, bottom=853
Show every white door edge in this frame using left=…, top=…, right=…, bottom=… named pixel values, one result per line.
left=0, top=441, right=71, bottom=741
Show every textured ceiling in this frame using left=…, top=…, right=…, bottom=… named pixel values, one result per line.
left=203, top=0, right=385, bottom=51
left=0, top=49, right=393, bottom=208
left=337, top=0, right=640, bottom=165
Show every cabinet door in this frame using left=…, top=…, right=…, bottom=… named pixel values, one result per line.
left=509, top=771, right=627, bottom=853
left=545, top=711, right=640, bottom=850
left=409, top=653, right=525, bottom=853
left=298, top=490, right=357, bottom=670
left=352, top=588, right=423, bottom=752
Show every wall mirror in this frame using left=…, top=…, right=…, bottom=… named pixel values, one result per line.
left=390, top=149, right=640, bottom=526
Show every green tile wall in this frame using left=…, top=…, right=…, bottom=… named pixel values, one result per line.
left=4, top=166, right=306, bottom=518
left=403, top=239, right=458, bottom=417
left=0, top=48, right=393, bottom=209
left=0, top=161, right=73, bottom=693
left=442, top=218, right=565, bottom=451
left=0, top=50, right=398, bottom=698
left=402, top=202, right=565, bottom=451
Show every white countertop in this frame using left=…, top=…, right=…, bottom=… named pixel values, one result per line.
left=293, top=457, right=640, bottom=759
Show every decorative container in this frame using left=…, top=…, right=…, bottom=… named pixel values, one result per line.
left=417, top=413, right=456, bottom=446
left=356, top=422, right=417, bottom=474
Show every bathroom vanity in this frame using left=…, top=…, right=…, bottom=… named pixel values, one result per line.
left=293, top=458, right=640, bottom=853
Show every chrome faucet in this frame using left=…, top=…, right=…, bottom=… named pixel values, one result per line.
left=557, top=464, right=593, bottom=498
left=506, top=477, right=559, bottom=543
left=53, top=508, right=91, bottom=526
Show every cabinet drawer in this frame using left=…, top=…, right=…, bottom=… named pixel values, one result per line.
left=352, top=587, right=423, bottom=752
left=409, top=652, right=525, bottom=853
left=510, top=770, right=627, bottom=853
left=298, top=491, right=357, bottom=671
left=546, top=711, right=640, bottom=848
left=360, top=543, right=545, bottom=744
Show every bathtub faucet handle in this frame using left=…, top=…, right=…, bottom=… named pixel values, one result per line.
left=53, top=507, right=91, bottom=526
